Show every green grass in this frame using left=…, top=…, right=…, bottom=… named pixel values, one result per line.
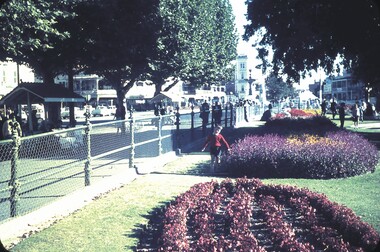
left=9, top=153, right=380, bottom=252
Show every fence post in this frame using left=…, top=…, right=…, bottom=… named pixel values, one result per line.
left=10, top=119, right=21, bottom=217
left=129, top=113, right=135, bottom=168
left=230, top=103, right=234, bottom=127
left=225, top=104, right=228, bottom=128
left=84, top=110, right=92, bottom=186
left=190, top=105, right=194, bottom=130
left=158, top=114, right=162, bottom=156
left=174, top=106, right=182, bottom=151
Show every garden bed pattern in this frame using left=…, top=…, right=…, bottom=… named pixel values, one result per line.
left=137, top=178, right=379, bottom=251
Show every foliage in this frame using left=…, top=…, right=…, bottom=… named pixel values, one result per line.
left=264, top=115, right=338, bottom=136
left=222, top=131, right=379, bottom=179
left=74, top=0, right=161, bottom=104
left=265, top=72, right=296, bottom=101
left=0, top=0, right=74, bottom=61
left=148, top=178, right=379, bottom=251
left=152, top=0, right=238, bottom=94
left=244, top=0, right=380, bottom=88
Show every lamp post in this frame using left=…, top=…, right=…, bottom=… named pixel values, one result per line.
left=248, top=69, right=253, bottom=96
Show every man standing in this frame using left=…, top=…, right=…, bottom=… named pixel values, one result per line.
left=212, top=101, right=222, bottom=127
left=200, top=100, right=210, bottom=132
left=330, top=99, right=337, bottom=119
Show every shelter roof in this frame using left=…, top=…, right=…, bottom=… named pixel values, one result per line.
left=0, top=83, right=85, bottom=106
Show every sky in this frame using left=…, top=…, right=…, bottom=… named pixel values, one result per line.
left=229, top=0, right=322, bottom=88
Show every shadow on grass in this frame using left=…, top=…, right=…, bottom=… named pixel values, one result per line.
left=127, top=203, right=168, bottom=251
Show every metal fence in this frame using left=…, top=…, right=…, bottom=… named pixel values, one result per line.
left=0, top=104, right=261, bottom=223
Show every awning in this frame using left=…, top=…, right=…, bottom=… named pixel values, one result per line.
left=150, top=91, right=181, bottom=103
left=0, top=83, right=85, bottom=106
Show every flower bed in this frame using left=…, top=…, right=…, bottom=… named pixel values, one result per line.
left=137, top=178, right=379, bottom=251
left=264, top=116, right=338, bottom=136
left=222, top=131, right=378, bottom=178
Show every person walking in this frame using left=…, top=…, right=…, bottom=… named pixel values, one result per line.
left=201, top=125, right=230, bottom=172
left=338, top=102, right=346, bottom=128
left=212, top=101, right=222, bottom=127
left=114, top=104, right=123, bottom=134
left=321, top=99, right=327, bottom=116
left=200, top=100, right=210, bottom=132
left=351, top=103, right=359, bottom=128
left=330, top=99, right=337, bottom=119
left=359, top=101, right=365, bottom=122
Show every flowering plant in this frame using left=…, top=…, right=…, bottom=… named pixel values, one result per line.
left=221, top=131, right=378, bottom=179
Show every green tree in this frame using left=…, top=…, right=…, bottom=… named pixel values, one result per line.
left=151, top=0, right=238, bottom=95
left=78, top=0, right=161, bottom=107
left=244, top=0, right=380, bottom=89
left=265, top=73, right=295, bottom=102
left=0, top=0, right=73, bottom=62
left=0, top=0, right=79, bottom=124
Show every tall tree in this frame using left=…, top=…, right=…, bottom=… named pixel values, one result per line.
left=265, top=73, right=295, bottom=102
left=244, top=0, right=380, bottom=89
left=0, top=0, right=78, bottom=124
left=79, top=0, right=161, bottom=107
left=151, top=0, right=238, bottom=95
left=0, top=0, right=73, bottom=62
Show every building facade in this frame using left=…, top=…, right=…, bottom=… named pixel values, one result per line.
left=323, top=71, right=365, bottom=104
left=0, top=61, right=34, bottom=99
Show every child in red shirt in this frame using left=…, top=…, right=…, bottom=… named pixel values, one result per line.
left=202, top=126, right=230, bottom=171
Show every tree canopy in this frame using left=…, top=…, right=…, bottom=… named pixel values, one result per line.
left=0, top=0, right=238, bottom=102
left=150, top=0, right=238, bottom=94
left=244, top=0, right=380, bottom=89
left=265, top=73, right=295, bottom=102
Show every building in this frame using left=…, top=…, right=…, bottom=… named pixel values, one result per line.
left=323, top=71, right=365, bottom=104
left=234, top=55, right=249, bottom=99
left=0, top=61, right=34, bottom=99
left=234, top=54, right=267, bottom=105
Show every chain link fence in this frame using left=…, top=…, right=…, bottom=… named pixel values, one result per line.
left=0, top=104, right=259, bottom=223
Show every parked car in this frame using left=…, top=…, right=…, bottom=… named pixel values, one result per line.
left=91, top=105, right=111, bottom=117
left=61, top=107, right=86, bottom=119
left=107, top=105, right=117, bottom=116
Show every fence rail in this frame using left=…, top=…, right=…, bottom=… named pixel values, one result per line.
left=0, top=104, right=262, bottom=223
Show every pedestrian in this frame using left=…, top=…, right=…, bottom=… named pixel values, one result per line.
left=200, top=100, right=210, bottom=132
left=201, top=125, right=230, bottom=172
left=359, top=101, right=365, bottom=122
left=338, top=102, right=345, bottom=128
left=321, top=99, right=327, bottom=116
left=114, top=104, right=122, bottom=120
left=212, top=101, right=222, bottom=127
left=2, top=113, right=22, bottom=139
left=330, top=99, right=337, bottom=119
left=351, top=103, right=359, bottom=128
left=260, top=104, right=273, bottom=122
left=114, top=104, right=122, bottom=134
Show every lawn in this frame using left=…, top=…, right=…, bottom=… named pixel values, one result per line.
left=7, top=118, right=380, bottom=252
left=8, top=152, right=380, bottom=252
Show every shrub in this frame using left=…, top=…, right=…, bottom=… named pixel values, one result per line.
left=264, top=116, right=338, bottom=136
left=221, top=131, right=379, bottom=179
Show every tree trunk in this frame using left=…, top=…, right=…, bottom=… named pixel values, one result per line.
left=42, top=71, right=60, bottom=127
left=67, top=69, right=75, bottom=127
